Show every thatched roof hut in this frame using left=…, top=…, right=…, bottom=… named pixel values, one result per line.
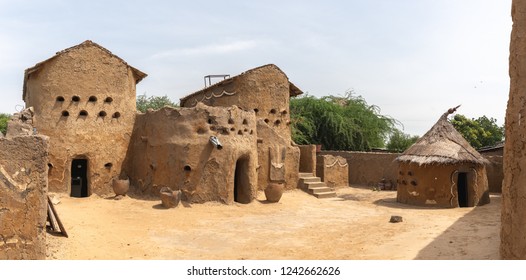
left=395, top=106, right=490, bottom=207
left=396, top=106, right=488, bottom=166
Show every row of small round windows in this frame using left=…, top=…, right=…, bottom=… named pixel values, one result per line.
left=254, top=108, right=287, bottom=115
left=61, top=110, right=121, bottom=118
left=56, top=96, right=113, bottom=103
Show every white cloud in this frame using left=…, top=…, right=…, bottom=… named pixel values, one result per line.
left=150, top=39, right=271, bottom=59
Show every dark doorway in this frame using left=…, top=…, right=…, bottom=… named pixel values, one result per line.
left=234, top=157, right=251, bottom=204
left=457, top=172, right=469, bottom=207
left=71, top=158, right=88, bottom=197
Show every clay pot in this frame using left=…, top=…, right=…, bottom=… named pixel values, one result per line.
left=112, top=178, right=130, bottom=196
left=160, top=187, right=181, bottom=208
left=265, top=183, right=284, bottom=203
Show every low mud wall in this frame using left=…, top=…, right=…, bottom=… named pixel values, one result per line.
left=318, top=151, right=399, bottom=187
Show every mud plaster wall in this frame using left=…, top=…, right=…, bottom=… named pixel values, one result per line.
left=24, top=44, right=137, bottom=196
left=181, top=65, right=299, bottom=190
left=502, top=0, right=526, bottom=259
left=318, top=151, right=399, bottom=187
left=396, top=162, right=489, bottom=208
left=256, top=120, right=299, bottom=190
left=124, top=104, right=258, bottom=204
left=298, top=145, right=316, bottom=175
left=484, top=155, right=503, bottom=193
left=0, top=136, right=49, bottom=259
left=316, top=155, right=349, bottom=188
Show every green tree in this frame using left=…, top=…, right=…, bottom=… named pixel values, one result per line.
left=450, top=114, right=504, bottom=149
left=0, top=113, right=10, bottom=135
left=136, top=94, right=178, bottom=113
left=290, top=91, right=399, bottom=151
left=386, top=129, right=419, bottom=152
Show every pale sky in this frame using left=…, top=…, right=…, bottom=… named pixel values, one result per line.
left=0, top=0, right=512, bottom=136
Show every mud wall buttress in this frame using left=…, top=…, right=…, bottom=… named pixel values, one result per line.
left=502, top=0, right=526, bottom=259
left=0, top=135, right=49, bottom=259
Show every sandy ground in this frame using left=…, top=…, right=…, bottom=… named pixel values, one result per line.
left=45, top=186, right=500, bottom=260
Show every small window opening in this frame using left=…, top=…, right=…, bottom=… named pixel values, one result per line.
left=230, top=127, right=236, bottom=131
left=56, top=96, right=65, bottom=102
left=184, top=165, right=192, bottom=172
left=242, top=119, right=248, bottom=125
left=47, top=163, right=53, bottom=169
left=274, top=120, right=281, bottom=125
left=88, top=96, right=97, bottom=102
left=72, top=96, right=80, bottom=102
left=98, top=111, right=107, bottom=117
left=104, top=97, right=113, bottom=103
left=264, top=119, right=269, bottom=123
left=228, top=118, right=235, bottom=124
left=79, top=110, right=88, bottom=116
left=408, top=171, right=414, bottom=176
left=254, top=108, right=259, bottom=114
left=61, top=111, right=70, bottom=117
left=112, top=112, right=121, bottom=118
left=104, top=163, right=113, bottom=169
left=282, top=110, right=288, bottom=115
left=410, top=180, right=417, bottom=186
left=207, top=118, right=213, bottom=124
left=238, top=130, right=243, bottom=135
left=270, top=109, right=277, bottom=114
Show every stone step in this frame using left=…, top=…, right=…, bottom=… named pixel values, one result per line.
left=308, top=186, right=333, bottom=194
left=313, top=191, right=337, bottom=199
left=299, top=172, right=315, bottom=178
left=300, top=177, right=321, bottom=183
left=298, top=173, right=337, bottom=199
left=304, top=181, right=326, bottom=188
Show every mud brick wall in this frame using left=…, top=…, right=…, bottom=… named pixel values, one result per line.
left=501, top=0, right=526, bottom=259
left=316, top=154, right=349, bottom=188
left=318, top=151, right=399, bottom=187
left=484, top=155, right=503, bottom=193
left=298, top=145, right=316, bottom=175
left=0, top=135, right=49, bottom=259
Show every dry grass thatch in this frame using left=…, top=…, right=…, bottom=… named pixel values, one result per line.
left=396, top=106, right=488, bottom=165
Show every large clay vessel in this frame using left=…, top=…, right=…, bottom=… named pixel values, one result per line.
left=265, top=183, right=284, bottom=203
left=112, top=178, right=130, bottom=196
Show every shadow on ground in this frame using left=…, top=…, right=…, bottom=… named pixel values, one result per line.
left=413, top=194, right=501, bottom=259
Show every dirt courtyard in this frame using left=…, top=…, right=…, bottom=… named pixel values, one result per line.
left=45, top=186, right=500, bottom=260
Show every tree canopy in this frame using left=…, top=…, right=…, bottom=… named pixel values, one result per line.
left=290, top=91, right=399, bottom=151
left=450, top=114, right=504, bottom=149
left=136, top=94, right=178, bottom=113
left=0, top=113, right=10, bottom=135
left=386, top=129, right=419, bottom=153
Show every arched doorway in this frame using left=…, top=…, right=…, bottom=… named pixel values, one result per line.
left=457, top=172, right=469, bottom=207
left=234, top=156, right=251, bottom=204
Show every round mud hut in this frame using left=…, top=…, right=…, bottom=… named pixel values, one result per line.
left=395, top=106, right=490, bottom=208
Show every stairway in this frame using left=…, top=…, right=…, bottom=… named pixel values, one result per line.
left=298, top=172, right=337, bottom=199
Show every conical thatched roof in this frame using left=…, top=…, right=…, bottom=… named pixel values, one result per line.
left=396, top=106, right=488, bottom=165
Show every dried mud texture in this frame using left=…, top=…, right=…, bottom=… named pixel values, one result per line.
left=316, top=154, right=349, bottom=188
left=319, top=151, right=399, bottom=187
left=180, top=64, right=300, bottom=190
left=484, top=155, right=503, bottom=193
left=23, top=40, right=145, bottom=196
left=502, top=0, right=526, bottom=259
left=298, top=145, right=316, bottom=176
left=0, top=135, right=49, bottom=259
left=124, top=104, right=258, bottom=204
left=396, top=162, right=489, bottom=208
left=45, top=187, right=501, bottom=260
